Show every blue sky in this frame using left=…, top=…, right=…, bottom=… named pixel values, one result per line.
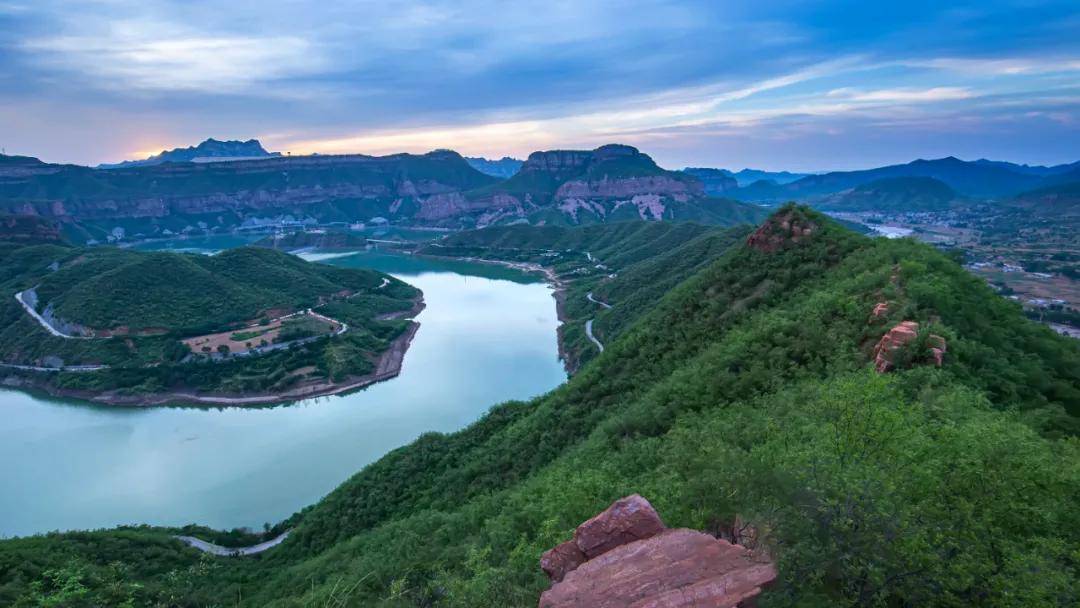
left=1, top=1, right=1078, bottom=170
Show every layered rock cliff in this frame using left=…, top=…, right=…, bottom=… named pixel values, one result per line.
left=0, top=144, right=763, bottom=236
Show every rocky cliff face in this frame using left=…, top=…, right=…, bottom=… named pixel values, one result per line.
left=539, top=495, right=776, bottom=608
left=459, top=144, right=709, bottom=227
left=0, top=144, right=738, bottom=233
left=0, top=150, right=496, bottom=228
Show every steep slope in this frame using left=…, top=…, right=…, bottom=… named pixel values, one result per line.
left=1, top=208, right=1078, bottom=607
left=98, top=138, right=281, bottom=168
left=732, top=156, right=1055, bottom=201
left=814, top=176, right=962, bottom=212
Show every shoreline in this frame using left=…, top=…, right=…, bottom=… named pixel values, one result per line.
left=1, top=316, right=423, bottom=408
left=415, top=253, right=578, bottom=373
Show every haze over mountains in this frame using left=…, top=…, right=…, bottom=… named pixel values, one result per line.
left=1, top=138, right=1078, bottom=245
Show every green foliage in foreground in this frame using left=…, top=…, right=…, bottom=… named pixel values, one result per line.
left=1, top=207, right=1078, bottom=607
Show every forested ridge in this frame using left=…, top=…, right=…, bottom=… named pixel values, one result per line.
left=1, top=206, right=1078, bottom=607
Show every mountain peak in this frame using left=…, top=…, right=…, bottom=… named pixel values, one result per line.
left=99, top=138, right=280, bottom=169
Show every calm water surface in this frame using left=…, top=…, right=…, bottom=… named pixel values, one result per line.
left=0, top=250, right=565, bottom=537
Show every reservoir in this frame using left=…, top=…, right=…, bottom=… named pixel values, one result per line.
left=0, top=250, right=566, bottom=537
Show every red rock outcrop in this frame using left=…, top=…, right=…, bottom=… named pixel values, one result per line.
left=871, top=301, right=889, bottom=320
left=539, top=496, right=776, bottom=608
left=541, top=540, right=588, bottom=583
left=746, top=210, right=817, bottom=253
left=872, top=320, right=946, bottom=372
left=573, top=494, right=667, bottom=559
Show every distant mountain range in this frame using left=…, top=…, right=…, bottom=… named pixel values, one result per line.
left=814, top=176, right=964, bottom=213
left=683, top=167, right=812, bottom=190
left=727, top=156, right=1080, bottom=201
left=97, top=138, right=281, bottom=169
left=465, top=156, right=523, bottom=178
left=0, top=143, right=763, bottom=241
left=2, top=141, right=1077, bottom=243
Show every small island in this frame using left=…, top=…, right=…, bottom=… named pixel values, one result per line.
left=0, top=243, right=423, bottom=405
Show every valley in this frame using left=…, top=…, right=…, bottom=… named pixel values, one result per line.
left=0, top=143, right=1078, bottom=607
left=0, top=251, right=565, bottom=537
left=1, top=206, right=1076, bottom=607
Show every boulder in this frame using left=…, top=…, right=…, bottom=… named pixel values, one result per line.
left=573, top=494, right=666, bottom=559
left=541, top=540, right=587, bottom=583
left=539, top=528, right=776, bottom=608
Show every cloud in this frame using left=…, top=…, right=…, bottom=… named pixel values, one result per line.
left=21, top=20, right=325, bottom=93
left=826, top=87, right=974, bottom=102
left=1, top=1, right=1078, bottom=167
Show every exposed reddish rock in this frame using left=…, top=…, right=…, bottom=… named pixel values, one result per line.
left=872, top=320, right=946, bottom=372
left=540, top=496, right=776, bottom=607
left=746, top=210, right=818, bottom=253
left=541, top=540, right=587, bottom=583
left=871, top=301, right=889, bottom=320
left=573, top=494, right=666, bottom=559
left=540, top=529, right=776, bottom=608
left=927, top=333, right=948, bottom=367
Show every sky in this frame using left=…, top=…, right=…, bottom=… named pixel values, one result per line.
left=1, top=0, right=1078, bottom=170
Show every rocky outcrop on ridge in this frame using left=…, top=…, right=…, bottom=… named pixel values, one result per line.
left=746, top=208, right=818, bottom=253
left=872, top=320, right=947, bottom=372
left=539, top=495, right=776, bottom=608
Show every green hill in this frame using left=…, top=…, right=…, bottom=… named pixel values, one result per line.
left=815, top=176, right=962, bottom=212
left=0, top=244, right=421, bottom=398
left=1, top=207, right=1078, bottom=607
left=34, top=246, right=393, bottom=334
left=1008, top=177, right=1080, bottom=216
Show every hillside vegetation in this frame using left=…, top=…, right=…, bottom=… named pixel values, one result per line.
left=815, top=176, right=961, bottom=212
left=1, top=207, right=1078, bottom=607
left=423, top=221, right=755, bottom=369
left=0, top=243, right=420, bottom=397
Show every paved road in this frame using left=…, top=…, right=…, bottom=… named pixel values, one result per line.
left=14, top=289, right=92, bottom=339
left=583, top=292, right=612, bottom=353
left=585, top=319, right=604, bottom=352
left=586, top=292, right=612, bottom=309
left=176, top=530, right=291, bottom=556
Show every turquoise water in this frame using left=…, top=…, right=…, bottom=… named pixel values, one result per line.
left=0, top=251, right=566, bottom=537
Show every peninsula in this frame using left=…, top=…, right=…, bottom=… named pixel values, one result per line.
left=0, top=243, right=423, bottom=405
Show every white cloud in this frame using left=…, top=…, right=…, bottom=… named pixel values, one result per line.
left=22, top=20, right=326, bottom=93
left=826, top=87, right=973, bottom=102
